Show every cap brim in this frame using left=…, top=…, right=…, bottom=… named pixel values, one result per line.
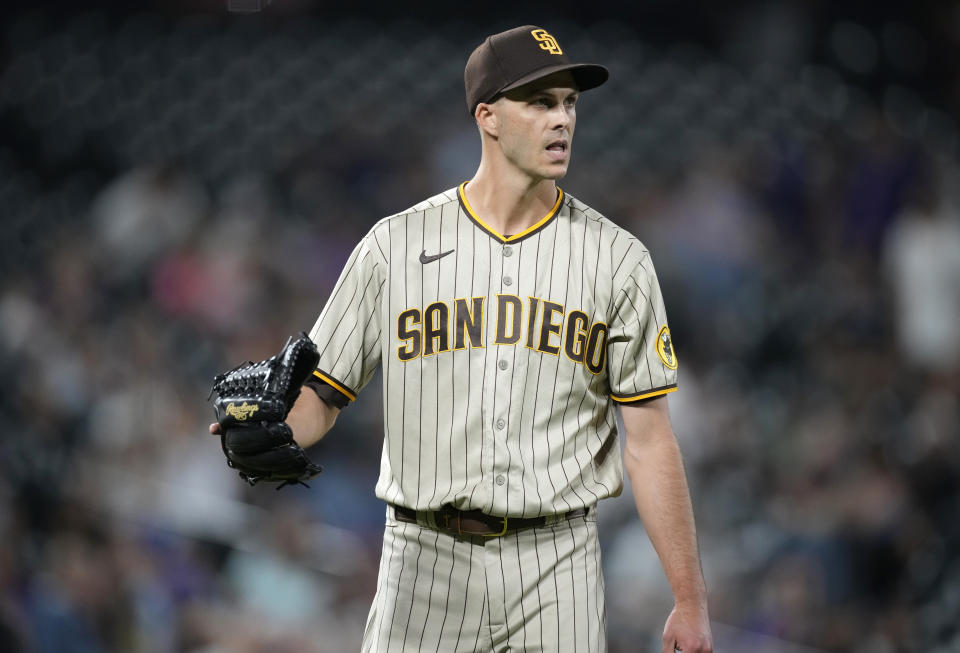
left=497, top=62, right=609, bottom=97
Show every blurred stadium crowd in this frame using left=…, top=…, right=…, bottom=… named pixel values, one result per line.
left=1, top=3, right=959, bottom=652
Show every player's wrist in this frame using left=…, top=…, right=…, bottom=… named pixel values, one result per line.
left=672, top=590, right=709, bottom=612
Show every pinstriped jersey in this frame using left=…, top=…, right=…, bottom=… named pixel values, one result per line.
left=308, top=183, right=678, bottom=517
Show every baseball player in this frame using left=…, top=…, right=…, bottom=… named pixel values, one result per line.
left=213, top=25, right=712, bottom=653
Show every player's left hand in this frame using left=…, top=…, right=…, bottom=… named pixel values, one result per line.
left=661, top=600, right=713, bottom=653
left=208, top=333, right=323, bottom=488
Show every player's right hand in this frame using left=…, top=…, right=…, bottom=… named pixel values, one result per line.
left=209, top=422, right=221, bottom=435
left=662, top=601, right=713, bottom=653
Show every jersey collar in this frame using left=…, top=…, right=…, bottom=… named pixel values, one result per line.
left=457, top=181, right=564, bottom=244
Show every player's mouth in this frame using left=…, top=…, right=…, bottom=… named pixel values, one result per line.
left=545, top=140, right=568, bottom=161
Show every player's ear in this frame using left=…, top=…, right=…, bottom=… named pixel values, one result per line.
left=475, top=102, right=498, bottom=137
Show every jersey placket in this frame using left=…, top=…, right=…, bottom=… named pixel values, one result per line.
left=487, top=240, right=522, bottom=512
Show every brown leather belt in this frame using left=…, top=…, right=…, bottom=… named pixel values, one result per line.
left=391, top=504, right=589, bottom=538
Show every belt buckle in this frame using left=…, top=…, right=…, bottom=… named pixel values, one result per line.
left=481, top=515, right=508, bottom=537
left=444, top=509, right=509, bottom=537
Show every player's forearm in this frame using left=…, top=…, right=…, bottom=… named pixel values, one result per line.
left=624, top=433, right=707, bottom=606
left=287, top=386, right=340, bottom=448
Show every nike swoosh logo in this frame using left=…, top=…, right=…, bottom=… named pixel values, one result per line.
left=419, top=248, right=454, bottom=264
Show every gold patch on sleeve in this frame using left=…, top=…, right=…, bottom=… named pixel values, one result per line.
left=655, top=326, right=678, bottom=370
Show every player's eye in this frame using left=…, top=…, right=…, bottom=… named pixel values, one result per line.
left=531, top=97, right=551, bottom=107
left=564, top=95, right=579, bottom=107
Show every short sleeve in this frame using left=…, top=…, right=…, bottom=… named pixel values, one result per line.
left=606, top=250, right=678, bottom=404
left=308, top=232, right=385, bottom=407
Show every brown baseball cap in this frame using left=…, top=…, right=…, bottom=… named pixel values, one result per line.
left=464, top=25, right=609, bottom=114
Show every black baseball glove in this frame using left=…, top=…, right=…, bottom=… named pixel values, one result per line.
left=209, top=332, right=323, bottom=489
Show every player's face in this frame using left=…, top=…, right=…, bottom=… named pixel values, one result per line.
left=494, top=71, right=579, bottom=181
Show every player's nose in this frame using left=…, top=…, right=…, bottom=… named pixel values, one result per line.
left=550, top=105, right=572, bottom=129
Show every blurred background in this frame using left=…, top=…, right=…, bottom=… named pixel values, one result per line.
left=1, top=0, right=959, bottom=651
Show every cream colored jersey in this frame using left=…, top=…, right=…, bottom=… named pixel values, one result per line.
left=309, top=183, right=678, bottom=517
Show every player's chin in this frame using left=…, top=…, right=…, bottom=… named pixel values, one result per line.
left=540, top=158, right=570, bottom=179
left=543, top=163, right=569, bottom=180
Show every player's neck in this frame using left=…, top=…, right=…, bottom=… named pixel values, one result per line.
left=465, top=168, right=558, bottom=237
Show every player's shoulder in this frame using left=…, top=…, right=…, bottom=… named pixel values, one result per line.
left=359, top=188, right=459, bottom=257
left=382, top=187, right=458, bottom=225
left=564, top=192, right=651, bottom=262
left=365, top=188, right=459, bottom=236
left=400, top=187, right=460, bottom=214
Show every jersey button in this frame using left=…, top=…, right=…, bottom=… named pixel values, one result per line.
left=495, top=418, right=505, bottom=430
left=498, top=360, right=508, bottom=370
left=503, top=276, right=513, bottom=286
left=503, top=246, right=513, bottom=257
left=495, top=475, right=506, bottom=486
